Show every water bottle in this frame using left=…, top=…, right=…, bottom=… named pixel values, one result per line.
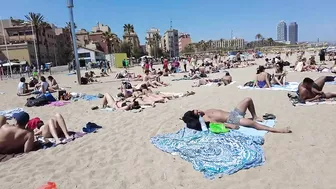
left=199, top=116, right=208, bottom=131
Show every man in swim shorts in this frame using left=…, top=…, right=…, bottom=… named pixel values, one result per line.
left=298, top=76, right=336, bottom=102
left=182, top=97, right=291, bottom=133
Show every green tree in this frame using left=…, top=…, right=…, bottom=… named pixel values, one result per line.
left=25, top=12, right=44, bottom=66
left=123, top=24, right=135, bottom=63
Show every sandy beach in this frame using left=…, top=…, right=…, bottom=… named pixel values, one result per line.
left=0, top=53, right=336, bottom=189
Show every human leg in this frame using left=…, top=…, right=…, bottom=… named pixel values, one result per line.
left=54, top=113, right=71, bottom=139
left=234, top=97, right=262, bottom=121
left=314, top=76, right=335, bottom=90
left=102, top=93, right=116, bottom=108
left=239, top=118, right=291, bottom=133
left=45, top=119, right=62, bottom=144
left=323, top=92, right=336, bottom=99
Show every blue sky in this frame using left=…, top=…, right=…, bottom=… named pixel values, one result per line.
left=2, top=0, right=336, bottom=43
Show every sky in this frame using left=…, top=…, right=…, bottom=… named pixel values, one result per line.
left=1, top=0, right=336, bottom=44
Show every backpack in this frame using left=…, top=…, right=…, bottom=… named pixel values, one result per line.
left=25, top=95, right=49, bottom=107
left=81, top=77, right=88, bottom=85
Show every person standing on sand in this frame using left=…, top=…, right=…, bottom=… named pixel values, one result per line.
left=182, top=97, right=291, bottom=133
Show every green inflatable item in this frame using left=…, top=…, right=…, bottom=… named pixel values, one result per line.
left=209, top=122, right=230, bottom=134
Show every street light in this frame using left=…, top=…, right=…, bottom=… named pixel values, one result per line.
left=67, top=0, right=81, bottom=84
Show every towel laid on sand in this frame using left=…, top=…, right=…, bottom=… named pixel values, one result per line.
left=48, top=101, right=71, bottom=107
left=326, top=81, right=336, bottom=85
left=0, top=108, right=24, bottom=119
left=172, top=77, right=192, bottom=81
left=73, top=94, right=98, bottom=101
left=238, top=82, right=298, bottom=92
left=151, top=128, right=265, bottom=179
left=287, top=92, right=336, bottom=106
left=237, top=120, right=276, bottom=137
left=204, top=81, right=236, bottom=87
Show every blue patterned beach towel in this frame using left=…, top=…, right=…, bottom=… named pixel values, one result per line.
left=151, top=128, right=265, bottom=179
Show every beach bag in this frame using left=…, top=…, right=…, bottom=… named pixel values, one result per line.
left=80, top=77, right=88, bottom=85
left=25, top=95, right=48, bottom=107
left=44, top=93, right=56, bottom=102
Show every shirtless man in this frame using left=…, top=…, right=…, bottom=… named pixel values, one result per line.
left=298, top=76, right=336, bottom=102
left=182, top=97, right=291, bottom=133
left=0, top=112, right=35, bottom=153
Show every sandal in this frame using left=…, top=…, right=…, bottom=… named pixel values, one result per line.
left=263, top=113, right=276, bottom=120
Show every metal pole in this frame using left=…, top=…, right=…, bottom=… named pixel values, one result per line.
left=1, top=18, right=12, bottom=77
left=67, top=0, right=81, bottom=84
left=30, top=21, right=40, bottom=76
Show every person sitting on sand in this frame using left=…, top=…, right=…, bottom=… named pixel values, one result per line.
left=17, top=77, right=30, bottom=96
left=271, top=62, right=287, bottom=86
left=28, top=77, right=39, bottom=88
left=34, top=76, right=49, bottom=94
left=0, top=112, right=35, bottom=153
left=47, top=76, right=59, bottom=92
left=143, top=70, right=165, bottom=87
left=181, top=97, right=291, bottom=133
left=222, top=72, right=232, bottom=85
left=27, top=113, right=72, bottom=145
left=265, top=58, right=273, bottom=68
left=297, top=76, right=336, bottom=102
left=253, top=66, right=271, bottom=88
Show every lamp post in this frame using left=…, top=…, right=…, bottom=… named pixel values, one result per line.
left=67, top=0, right=81, bottom=84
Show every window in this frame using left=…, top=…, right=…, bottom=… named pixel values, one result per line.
left=78, top=52, right=91, bottom=58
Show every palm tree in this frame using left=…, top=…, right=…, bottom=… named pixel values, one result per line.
left=267, top=38, right=274, bottom=46
left=123, top=24, right=134, bottom=64
left=102, top=31, right=119, bottom=54
left=255, top=33, right=263, bottom=41
left=25, top=12, right=44, bottom=68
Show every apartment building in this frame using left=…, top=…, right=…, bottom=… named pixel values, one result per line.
left=178, top=33, right=191, bottom=52
left=162, top=29, right=179, bottom=57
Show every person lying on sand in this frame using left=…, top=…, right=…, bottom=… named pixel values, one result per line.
left=298, top=76, right=336, bottom=102
left=47, top=76, right=59, bottom=92
left=182, top=97, right=291, bottom=133
left=253, top=66, right=271, bottom=88
left=101, top=93, right=149, bottom=110
left=0, top=112, right=35, bottom=153
left=27, top=113, right=73, bottom=145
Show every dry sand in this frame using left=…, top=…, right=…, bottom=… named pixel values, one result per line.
left=0, top=53, right=335, bottom=189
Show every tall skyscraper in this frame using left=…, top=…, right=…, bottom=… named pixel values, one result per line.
left=289, top=22, right=298, bottom=44
left=277, top=21, right=287, bottom=41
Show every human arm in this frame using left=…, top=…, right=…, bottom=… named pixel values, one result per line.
left=253, top=75, right=258, bottom=87
left=34, top=128, right=42, bottom=136
left=305, top=95, right=322, bottom=102
left=265, top=73, right=272, bottom=87
left=24, top=132, right=35, bottom=153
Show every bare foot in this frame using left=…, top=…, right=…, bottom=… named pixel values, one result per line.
left=279, top=127, right=292, bottom=133
left=253, top=116, right=264, bottom=122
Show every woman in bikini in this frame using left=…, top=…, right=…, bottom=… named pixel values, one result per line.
left=253, top=66, right=271, bottom=88
left=271, top=62, right=287, bottom=86
left=47, top=76, right=59, bottom=92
